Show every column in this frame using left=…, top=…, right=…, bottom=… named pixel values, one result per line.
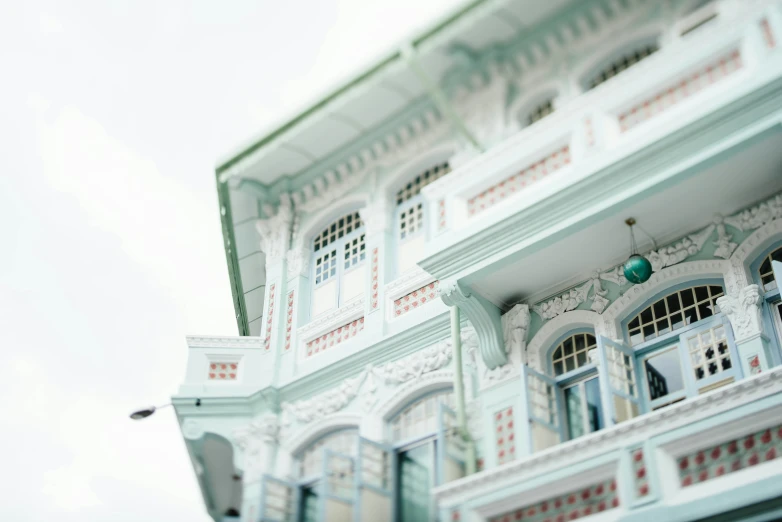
left=234, top=414, right=280, bottom=522
left=255, top=196, right=293, bottom=385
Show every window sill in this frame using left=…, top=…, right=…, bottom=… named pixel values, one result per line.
left=385, top=266, right=438, bottom=320
left=297, top=298, right=365, bottom=346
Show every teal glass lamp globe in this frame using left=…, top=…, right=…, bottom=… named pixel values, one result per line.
left=623, top=254, right=653, bottom=284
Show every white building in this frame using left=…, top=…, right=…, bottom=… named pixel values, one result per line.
left=174, top=0, right=782, bottom=520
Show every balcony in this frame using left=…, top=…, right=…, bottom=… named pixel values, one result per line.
left=419, top=3, right=782, bottom=304
left=434, top=367, right=782, bottom=522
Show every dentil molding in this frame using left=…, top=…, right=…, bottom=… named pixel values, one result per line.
left=529, top=191, right=782, bottom=331
left=186, top=336, right=264, bottom=349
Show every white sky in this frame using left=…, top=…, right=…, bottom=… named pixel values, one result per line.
left=0, top=1, right=457, bottom=520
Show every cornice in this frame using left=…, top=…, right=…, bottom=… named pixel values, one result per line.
left=434, top=367, right=782, bottom=506
left=419, top=74, right=782, bottom=282
left=186, top=336, right=265, bottom=349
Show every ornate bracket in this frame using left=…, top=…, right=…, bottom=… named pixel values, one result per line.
left=439, top=279, right=506, bottom=369
left=716, top=284, right=763, bottom=343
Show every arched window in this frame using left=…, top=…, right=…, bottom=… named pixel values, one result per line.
left=390, top=389, right=457, bottom=521
left=299, top=429, right=359, bottom=478
left=311, top=211, right=366, bottom=317
left=586, top=44, right=659, bottom=90
left=758, top=245, right=782, bottom=293
left=296, top=429, right=359, bottom=521
left=551, top=332, right=597, bottom=376
left=546, top=331, right=603, bottom=442
left=627, top=285, right=723, bottom=346
left=625, top=283, right=738, bottom=411
left=755, top=244, right=782, bottom=367
left=526, top=98, right=555, bottom=126
left=395, top=162, right=451, bottom=275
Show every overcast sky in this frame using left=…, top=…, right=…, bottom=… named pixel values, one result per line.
left=0, top=1, right=457, bottom=520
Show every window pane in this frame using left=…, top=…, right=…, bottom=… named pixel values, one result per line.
left=629, top=286, right=722, bottom=343
left=395, top=163, right=451, bottom=204
left=644, top=348, right=685, bottom=401
left=584, top=377, right=604, bottom=434
left=667, top=294, right=681, bottom=313
left=564, top=385, right=584, bottom=440
left=398, top=444, right=433, bottom=522
left=301, top=483, right=322, bottom=522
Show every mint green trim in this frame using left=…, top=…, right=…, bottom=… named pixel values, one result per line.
left=450, top=306, right=477, bottom=475
left=214, top=0, right=514, bottom=177
left=217, top=179, right=250, bottom=336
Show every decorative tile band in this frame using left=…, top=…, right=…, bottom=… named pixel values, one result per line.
left=495, top=407, right=516, bottom=465
left=748, top=354, right=762, bottom=375
left=467, top=146, right=571, bottom=218
left=264, top=283, right=276, bottom=351
left=632, top=448, right=650, bottom=499
left=208, top=362, right=238, bottom=380
left=393, top=281, right=440, bottom=317
left=761, top=19, right=776, bottom=49
left=284, top=290, right=295, bottom=351
left=305, top=317, right=365, bottom=357
left=371, top=248, right=379, bottom=311
left=438, top=199, right=447, bottom=231
left=619, top=50, right=742, bottom=132
left=489, top=478, right=619, bottom=522
left=678, top=423, right=782, bottom=487
left=584, top=117, right=595, bottom=149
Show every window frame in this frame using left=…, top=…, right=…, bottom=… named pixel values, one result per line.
left=621, top=280, right=740, bottom=411
left=750, top=241, right=782, bottom=367
left=295, top=428, right=360, bottom=482
left=310, top=212, right=367, bottom=318
left=392, top=162, right=451, bottom=277
left=388, top=388, right=454, bottom=522
left=545, top=328, right=602, bottom=442
left=548, top=330, right=599, bottom=378
left=582, top=40, right=660, bottom=91
left=561, top=373, right=604, bottom=441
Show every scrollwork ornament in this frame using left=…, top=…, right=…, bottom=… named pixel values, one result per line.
left=716, top=284, right=763, bottom=342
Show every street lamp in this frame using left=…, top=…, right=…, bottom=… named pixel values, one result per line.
left=129, top=399, right=200, bottom=420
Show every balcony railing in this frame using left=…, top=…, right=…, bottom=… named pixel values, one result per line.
left=433, top=366, right=782, bottom=521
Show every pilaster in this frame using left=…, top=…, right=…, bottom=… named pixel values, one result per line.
left=360, top=198, right=393, bottom=338
left=233, top=414, right=280, bottom=522
left=277, top=246, right=311, bottom=381
left=716, top=284, right=772, bottom=375
left=255, top=195, right=294, bottom=385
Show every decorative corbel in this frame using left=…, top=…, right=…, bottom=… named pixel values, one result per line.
left=716, top=284, right=763, bottom=343
left=439, top=279, right=506, bottom=369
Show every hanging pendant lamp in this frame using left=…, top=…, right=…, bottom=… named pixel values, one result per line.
left=623, top=218, right=653, bottom=284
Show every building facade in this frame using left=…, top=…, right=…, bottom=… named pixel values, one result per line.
left=174, top=0, right=782, bottom=521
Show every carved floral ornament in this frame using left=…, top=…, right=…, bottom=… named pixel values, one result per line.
left=272, top=329, right=476, bottom=439
left=530, top=194, right=782, bottom=325
left=716, top=284, right=763, bottom=343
